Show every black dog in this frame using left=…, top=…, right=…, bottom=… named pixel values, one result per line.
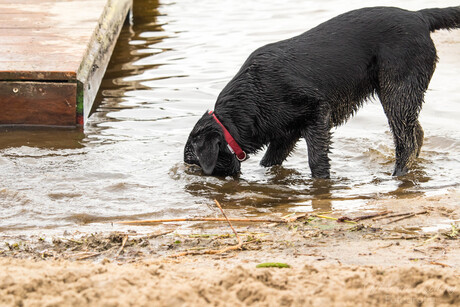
left=184, top=6, right=460, bottom=178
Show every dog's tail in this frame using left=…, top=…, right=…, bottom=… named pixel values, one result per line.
left=419, top=6, right=460, bottom=32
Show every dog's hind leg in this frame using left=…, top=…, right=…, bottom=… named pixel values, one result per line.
left=379, top=77, right=430, bottom=176
left=377, top=38, right=436, bottom=176
left=380, top=97, right=423, bottom=176
left=260, top=134, right=300, bottom=167
left=302, top=103, right=332, bottom=179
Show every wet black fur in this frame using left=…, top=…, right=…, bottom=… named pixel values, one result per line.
left=184, top=6, right=460, bottom=178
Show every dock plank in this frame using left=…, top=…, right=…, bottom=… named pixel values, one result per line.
left=0, top=81, right=76, bottom=126
left=0, top=0, right=132, bottom=126
left=0, top=0, right=107, bottom=80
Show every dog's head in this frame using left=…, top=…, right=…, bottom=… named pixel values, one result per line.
left=184, top=112, right=241, bottom=176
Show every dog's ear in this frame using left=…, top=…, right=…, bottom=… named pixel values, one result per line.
left=194, top=133, right=220, bottom=175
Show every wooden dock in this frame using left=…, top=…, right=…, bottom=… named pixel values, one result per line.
left=0, top=0, right=132, bottom=127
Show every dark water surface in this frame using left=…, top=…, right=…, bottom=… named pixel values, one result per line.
left=1, top=0, right=459, bottom=235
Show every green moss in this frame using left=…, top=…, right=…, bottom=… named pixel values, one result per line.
left=256, top=262, right=291, bottom=268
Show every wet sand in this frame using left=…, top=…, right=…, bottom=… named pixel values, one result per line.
left=1, top=189, right=458, bottom=306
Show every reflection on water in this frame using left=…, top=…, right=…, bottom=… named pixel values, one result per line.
left=0, top=126, right=84, bottom=150
left=0, top=0, right=459, bottom=235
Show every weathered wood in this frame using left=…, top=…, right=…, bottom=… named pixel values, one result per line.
left=0, top=0, right=132, bottom=127
left=77, top=0, right=132, bottom=122
left=0, top=0, right=108, bottom=81
left=0, top=69, right=77, bottom=82
left=0, top=81, right=76, bottom=126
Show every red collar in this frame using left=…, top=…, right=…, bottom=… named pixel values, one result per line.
left=209, top=111, right=247, bottom=161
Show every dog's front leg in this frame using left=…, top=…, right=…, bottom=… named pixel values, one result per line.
left=260, top=134, right=300, bottom=167
left=303, top=104, right=332, bottom=179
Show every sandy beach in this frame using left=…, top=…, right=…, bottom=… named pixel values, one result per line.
left=1, top=190, right=458, bottom=306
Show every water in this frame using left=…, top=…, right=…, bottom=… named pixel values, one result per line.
left=1, top=0, right=459, bottom=235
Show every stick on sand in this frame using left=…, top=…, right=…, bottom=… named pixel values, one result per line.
left=118, top=217, right=284, bottom=225
left=170, top=200, right=246, bottom=257
left=214, top=199, right=243, bottom=248
left=385, top=211, right=429, bottom=224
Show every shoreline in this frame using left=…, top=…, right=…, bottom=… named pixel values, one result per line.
left=1, top=189, right=458, bottom=306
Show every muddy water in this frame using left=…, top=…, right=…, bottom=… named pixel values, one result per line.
left=1, top=0, right=459, bottom=235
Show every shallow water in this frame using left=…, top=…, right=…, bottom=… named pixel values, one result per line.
left=1, top=0, right=459, bottom=235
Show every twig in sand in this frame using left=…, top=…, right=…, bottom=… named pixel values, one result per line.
left=76, top=252, right=101, bottom=260
left=285, top=213, right=310, bottom=222
left=373, top=210, right=428, bottom=222
left=351, top=210, right=392, bottom=222
left=313, top=214, right=357, bottom=224
left=375, top=243, right=394, bottom=250
left=214, top=199, right=242, bottom=247
left=144, top=230, right=174, bottom=239
left=115, top=235, right=128, bottom=258
left=118, top=217, right=284, bottom=225
left=385, top=211, right=428, bottom=224
left=429, top=261, right=450, bottom=268
left=386, top=213, right=416, bottom=224
left=418, top=234, right=439, bottom=246
left=282, top=213, right=296, bottom=220
left=373, top=212, right=413, bottom=221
